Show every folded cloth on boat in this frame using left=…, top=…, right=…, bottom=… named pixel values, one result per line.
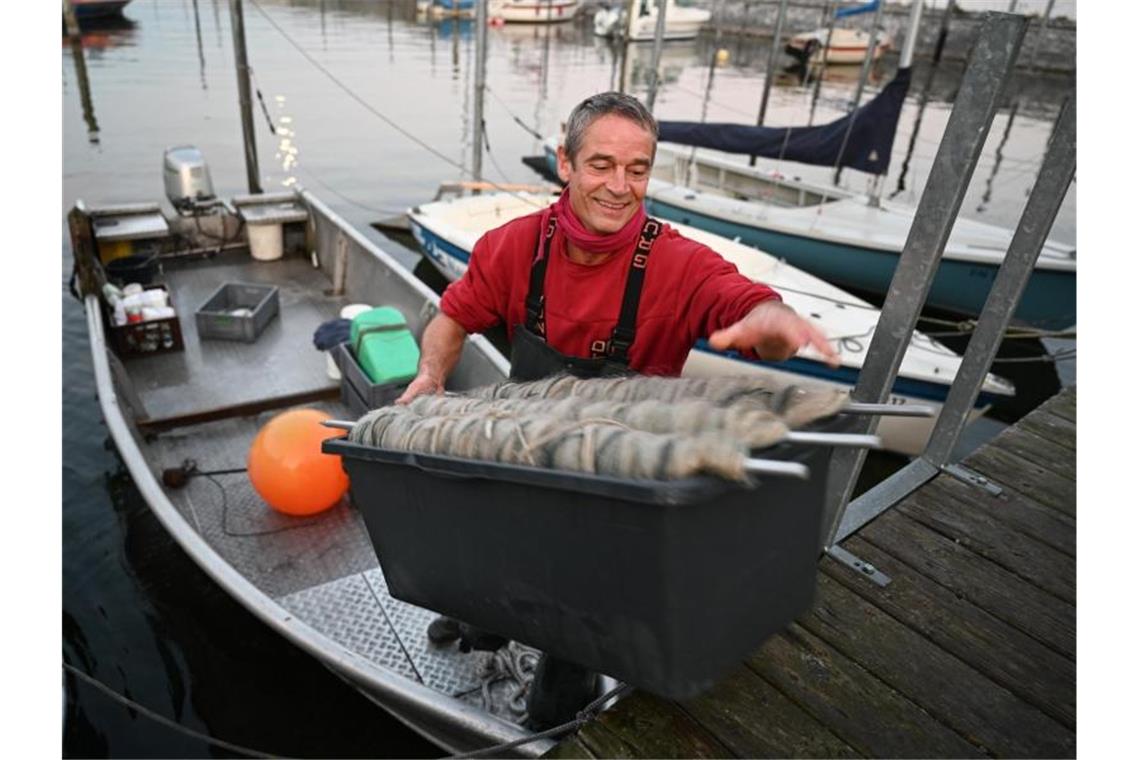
left=312, top=318, right=351, bottom=351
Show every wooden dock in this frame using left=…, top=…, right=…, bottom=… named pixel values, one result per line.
left=548, top=387, right=1076, bottom=758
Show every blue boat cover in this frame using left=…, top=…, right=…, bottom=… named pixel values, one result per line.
left=657, top=67, right=912, bottom=176
left=836, top=0, right=879, bottom=19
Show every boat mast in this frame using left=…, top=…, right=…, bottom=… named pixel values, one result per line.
left=865, top=0, right=924, bottom=207
left=751, top=0, right=789, bottom=166
left=618, top=0, right=637, bottom=94
left=645, top=0, right=670, bottom=113
left=472, top=0, right=488, bottom=184
left=808, top=1, right=839, bottom=126
left=229, top=0, right=263, bottom=194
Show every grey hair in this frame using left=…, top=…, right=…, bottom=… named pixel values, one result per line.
left=562, top=92, right=658, bottom=166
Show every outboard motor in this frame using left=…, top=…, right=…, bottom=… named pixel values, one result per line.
left=163, top=145, right=217, bottom=214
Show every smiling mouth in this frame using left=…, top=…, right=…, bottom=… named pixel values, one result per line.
left=594, top=198, right=628, bottom=212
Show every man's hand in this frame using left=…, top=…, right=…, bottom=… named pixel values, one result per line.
left=708, top=300, right=840, bottom=368
left=395, top=372, right=446, bottom=405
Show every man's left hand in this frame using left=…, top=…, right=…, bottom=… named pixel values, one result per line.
left=708, top=300, right=841, bottom=368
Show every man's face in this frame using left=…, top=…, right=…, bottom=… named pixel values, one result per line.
left=557, top=113, right=655, bottom=235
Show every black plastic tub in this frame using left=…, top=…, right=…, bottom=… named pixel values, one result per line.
left=324, top=424, right=841, bottom=699
left=104, top=254, right=159, bottom=287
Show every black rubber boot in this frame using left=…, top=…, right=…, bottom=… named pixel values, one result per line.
left=524, top=655, right=598, bottom=731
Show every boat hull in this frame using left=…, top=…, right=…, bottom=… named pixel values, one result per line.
left=490, top=0, right=578, bottom=23
left=407, top=212, right=987, bottom=457
left=645, top=195, right=1077, bottom=331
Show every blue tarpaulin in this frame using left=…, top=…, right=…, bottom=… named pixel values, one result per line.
left=836, top=0, right=880, bottom=19
left=657, top=66, right=911, bottom=176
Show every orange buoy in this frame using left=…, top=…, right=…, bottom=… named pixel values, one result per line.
left=247, top=409, right=349, bottom=516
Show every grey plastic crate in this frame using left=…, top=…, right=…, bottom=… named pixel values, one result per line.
left=195, top=282, right=279, bottom=342
left=334, top=342, right=409, bottom=414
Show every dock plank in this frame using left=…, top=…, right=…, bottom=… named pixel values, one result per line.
left=826, top=536, right=1075, bottom=728
left=861, top=510, right=1075, bottom=658
left=680, top=664, right=858, bottom=758
left=1008, top=409, right=1075, bottom=451
left=589, top=691, right=732, bottom=758
left=962, top=444, right=1076, bottom=518
left=575, top=724, right=641, bottom=759
left=922, top=472, right=1075, bottom=557
left=745, top=624, right=985, bottom=757
left=898, top=482, right=1076, bottom=603
left=985, top=423, right=1076, bottom=483
left=800, top=573, right=1074, bottom=757
left=1043, top=388, right=1076, bottom=422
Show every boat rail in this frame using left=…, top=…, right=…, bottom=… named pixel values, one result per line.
left=820, top=12, right=1076, bottom=583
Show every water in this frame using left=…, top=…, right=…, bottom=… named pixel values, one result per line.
left=62, top=1, right=1076, bottom=755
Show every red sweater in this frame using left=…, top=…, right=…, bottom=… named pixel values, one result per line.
left=440, top=211, right=780, bottom=376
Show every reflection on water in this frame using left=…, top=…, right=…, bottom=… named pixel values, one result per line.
left=63, top=1, right=1075, bottom=754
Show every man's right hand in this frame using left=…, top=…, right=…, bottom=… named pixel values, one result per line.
left=395, top=372, right=445, bottom=405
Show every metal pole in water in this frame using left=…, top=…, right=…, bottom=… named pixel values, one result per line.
left=921, top=96, right=1075, bottom=467
left=229, top=0, right=262, bottom=194
left=618, top=0, right=637, bottom=95
left=64, top=1, right=101, bottom=144
left=472, top=0, right=488, bottom=184
left=808, top=1, right=838, bottom=126
left=62, top=0, right=81, bottom=39
left=867, top=0, right=923, bottom=208
left=819, top=12, right=1029, bottom=550
left=750, top=0, right=789, bottom=166
left=645, top=0, right=670, bottom=112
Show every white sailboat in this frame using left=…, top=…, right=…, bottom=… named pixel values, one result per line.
left=489, top=0, right=579, bottom=24
left=594, top=0, right=711, bottom=42
left=406, top=188, right=1016, bottom=456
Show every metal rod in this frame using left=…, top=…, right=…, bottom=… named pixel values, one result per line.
left=1027, top=0, right=1055, bottom=72
left=618, top=0, right=636, bottom=94
left=819, top=12, right=1029, bottom=551
left=744, top=459, right=809, bottom=479
left=229, top=0, right=262, bottom=194
left=751, top=0, right=789, bottom=166
left=933, top=0, right=956, bottom=64
left=472, top=0, right=488, bottom=184
left=921, top=94, right=1075, bottom=467
left=832, top=0, right=884, bottom=185
left=645, top=0, right=669, bottom=113
left=783, top=431, right=881, bottom=449
left=842, top=401, right=936, bottom=418
left=808, top=1, right=838, bottom=126
left=62, top=0, right=81, bottom=39
left=322, top=420, right=356, bottom=430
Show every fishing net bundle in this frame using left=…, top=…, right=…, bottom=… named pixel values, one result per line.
left=347, top=374, right=848, bottom=482
left=348, top=404, right=752, bottom=481
left=405, top=394, right=792, bottom=449
left=468, top=374, right=848, bottom=429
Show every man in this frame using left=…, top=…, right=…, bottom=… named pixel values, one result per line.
left=397, top=92, right=838, bottom=727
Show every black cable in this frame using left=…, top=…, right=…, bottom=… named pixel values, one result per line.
left=63, top=662, right=280, bottom=759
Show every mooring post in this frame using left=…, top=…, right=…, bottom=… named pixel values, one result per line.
left=645, top=0, right=669, bottom=112
left=818, top=12, right=1030, bottom=551
left=229, top=0, right=262, bottom=195
left=472, top=0, right=488, bottom=185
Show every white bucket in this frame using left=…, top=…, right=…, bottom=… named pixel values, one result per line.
left=340, top=303, right=372, bottom=321
left=248, top=223, right=284, bottom=261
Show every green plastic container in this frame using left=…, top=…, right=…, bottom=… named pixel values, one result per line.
left=349, top=307, right=420, bottom=385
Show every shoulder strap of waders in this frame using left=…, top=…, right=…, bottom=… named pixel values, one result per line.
left=606, top=217, right=662, bottom=363
left=524, top=214, right=558, bottom=339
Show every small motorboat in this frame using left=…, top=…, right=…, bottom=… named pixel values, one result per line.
left=489, top=0, right=579, bottom=24
left=785, top=26, right=892, bottom=66
left=68, top=0, right=133, bottom=20
left=593, top=0, right=711, bottom=42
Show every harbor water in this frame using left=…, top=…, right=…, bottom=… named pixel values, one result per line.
left=62, top=1, right=1075, bottom=756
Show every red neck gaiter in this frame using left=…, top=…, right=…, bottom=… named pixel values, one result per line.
left=552, top=190, right=647, bottom=255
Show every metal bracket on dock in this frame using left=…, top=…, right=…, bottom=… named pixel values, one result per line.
left=941, top=463, right=1003, bottom=496
left=825, top=545, right=892, bottom=587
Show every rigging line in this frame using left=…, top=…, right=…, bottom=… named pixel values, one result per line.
left=247, top=0, right=546, bottom=209
left=484, top=85, right=544, bottom=140
left=62, top=662, right=280, bottom=759
left=246, top=0, right=469, bottom=176
left=293, top=164, right=408, bottom=216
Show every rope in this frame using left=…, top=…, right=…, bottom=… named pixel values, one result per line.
left=446, top=683, right=634, bottom=759
left=485, top=86, right=545, bottom=140
left=63, top=662, right=279, bottom=759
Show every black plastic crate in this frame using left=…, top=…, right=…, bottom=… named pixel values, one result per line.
left=104, top=284, right=185, bottom=359
left=333, top=343, right=409, bottom=414
left=324, top=420, right=846, bottom=699
left=195, top=282, right=279, bottom=342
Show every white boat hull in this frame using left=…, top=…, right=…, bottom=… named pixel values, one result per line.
left=490, top=0, right=578, bottom=23
left=594, top=4, right=711, bottom=41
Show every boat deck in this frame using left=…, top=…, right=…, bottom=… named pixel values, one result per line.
left=548, top=387, right=1076, bottom=758
left=123, top=250, right=346, bottom=426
